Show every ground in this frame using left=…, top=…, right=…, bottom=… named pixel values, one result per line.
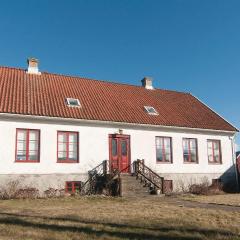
left=180, top=193, right=240, bottom=207
left=0, top=195, right=239, bottom=240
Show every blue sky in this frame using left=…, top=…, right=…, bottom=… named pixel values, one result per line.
left=0, top=0, right=239, bottom=148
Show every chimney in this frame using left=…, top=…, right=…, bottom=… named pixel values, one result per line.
left=27, top=58, right=40, bottom=74
left=141, top=77, right=153, bottom=90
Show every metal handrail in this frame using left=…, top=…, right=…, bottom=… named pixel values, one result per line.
left=81, top=160, right=108, bottom=195
left=135, top=159, right=164, bottom=193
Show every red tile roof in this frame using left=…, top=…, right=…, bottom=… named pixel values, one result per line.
left=0, top=66, right=237, bottom=132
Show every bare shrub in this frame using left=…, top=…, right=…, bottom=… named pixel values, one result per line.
left=44, top=188, right=66, bottom=198
left=0, top=180, right=21, bottom=199
left=188, top=177, right=225, bottom=195
left=16, top=188, right=39, bottom=199
left=177, top=179, right=188, bottom=193
left=44, top=188, right=59, bottom=198
left=189, top=183, right=209, bottom=195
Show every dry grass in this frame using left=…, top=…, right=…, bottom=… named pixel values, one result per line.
left=180, top=194, right=240, bottom=207
left=0, top=196, right=239, bottom=240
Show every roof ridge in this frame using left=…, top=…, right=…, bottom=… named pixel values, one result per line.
left=0, top=65, right=25, bottom=71
left=0, top=65, right=188, bottom=95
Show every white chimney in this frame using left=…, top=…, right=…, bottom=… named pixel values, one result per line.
left=141, top=77, right=153, bottom=90
left=27, top=58, right=41, bottom=75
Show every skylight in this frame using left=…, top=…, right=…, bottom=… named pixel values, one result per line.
left=144, top=106, right=158, bottom=115
left=66, top=98, right=81, bottom=107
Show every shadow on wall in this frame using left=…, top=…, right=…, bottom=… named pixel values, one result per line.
left=220, top=165, right=239, bottom=193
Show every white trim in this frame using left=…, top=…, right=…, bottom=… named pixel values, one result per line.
left=0, top=112, right=237, bottom=134
left=65, top=98, right=81, bottom=108
left=190, top=93, right=239, bottom=131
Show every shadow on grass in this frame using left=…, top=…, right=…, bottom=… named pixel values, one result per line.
left=0, top=212, right=238, bottom=240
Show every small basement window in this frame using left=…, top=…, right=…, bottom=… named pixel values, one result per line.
left=66, top=98, right=81, bottom=107
left=65, top=181, right=82, bottom=194
left=144, top=106, right=158, bottom=115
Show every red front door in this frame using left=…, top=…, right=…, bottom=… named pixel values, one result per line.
left=109, top=134, right=130, bottom=173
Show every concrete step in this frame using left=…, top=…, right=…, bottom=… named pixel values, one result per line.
left=120, top=174, right=150, bottom=197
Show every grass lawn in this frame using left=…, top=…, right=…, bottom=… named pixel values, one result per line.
left=0, top=196, right=239, bottom=240
left=180, top=194, right=240, bottom=207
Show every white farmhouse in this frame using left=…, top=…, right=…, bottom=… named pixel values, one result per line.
left=0, top=58, right=238, bottom=193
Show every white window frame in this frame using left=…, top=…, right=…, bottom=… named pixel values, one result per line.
left=66, top=98, right=81, bottom=107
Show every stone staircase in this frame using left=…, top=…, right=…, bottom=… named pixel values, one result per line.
left=120, top=173, right=150, bottom=197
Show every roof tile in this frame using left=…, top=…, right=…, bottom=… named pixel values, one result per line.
left=0, top=66, right=237, bottom=132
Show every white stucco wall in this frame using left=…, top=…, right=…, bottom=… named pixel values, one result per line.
left=0, top=116, right=236, bottom=190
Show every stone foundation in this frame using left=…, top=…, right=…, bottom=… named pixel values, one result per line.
left=0, top=171, right=237, bottom=195
left=159, top=172, right=237, bottom=192
left=0, top=173, right=88, bottom=194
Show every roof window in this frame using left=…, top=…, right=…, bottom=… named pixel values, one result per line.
left=66, top=98, right=81, bottom=107
left=144, top=106, right=158, bottom=115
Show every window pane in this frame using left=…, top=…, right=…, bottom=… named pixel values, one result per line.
left=183, top=139, right=188, bottom=152
left=164, top=138, right=170, bottom=148
left=190, top=139, right=196, bottom=149
left=156, top=149, right=163, bottom=161
left=69, top=143, right=77, bottom=152
left=184, top=154, right=189, bottom=162
left=213, top=142, right=219, bottom=150
left=156, top=137, right=162, bottom=146
left=190, top=152, right=197, bottom=162
left=69, top=133, right=77, bottom=143
left=58, top=133, right=67, bottom=142
left=17, top=141, right=26, bottom=151
left=29, top=141, right=38, bottom=151
left=74, top=182, right=81, bottom=192
left=17, top=130, right=27, bottom=161
left=17, top=151, right=26, bottom=161
left=18, top=130, right=27, bottom=141
left=165, top=153, right=171, bottom=162
left=29, top=131, right=38, bottom=141
left=66, top=182, right=73, bottom=192
left=69, top=151, right=77, bottom=161
left=121, top=140, right=127, bottom=156
left=29, top=151, right=38, bottom=160
left=208, top=154, right=214, bottom=162
left=112, top=139, right=117, bottom=156
left=58, top=143, right=67, bottom=152
left=58, top=151, right=67, bottom=160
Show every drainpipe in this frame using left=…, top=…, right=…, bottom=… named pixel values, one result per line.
left=230, top=135, right=239, bottom=191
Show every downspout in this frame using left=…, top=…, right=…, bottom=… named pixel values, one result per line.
left=230, top=134, right=239, bottom=191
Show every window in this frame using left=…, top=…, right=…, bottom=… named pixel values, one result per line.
left=16, top=129, right=40, bottom=162
left=207, top=140, right=221, bottom=164
left=111, top=139, right=117, bottom=156
left=144, top=106, right=158, bottom=115
left=65, top=181, right=82, bottom=193
left=57, top=131, right=79, bottom=163
left=66, top=98, right=81, bottom=107
left=156, top=137, right=172, bottom=163
left=183, top=138, right=198, bottom=163
left=121, top=140, right=127, bottom=156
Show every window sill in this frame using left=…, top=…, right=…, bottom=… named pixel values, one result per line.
left=156, top=161, right=172, bottom=164
left=183, top=161, right=199, bottom=164
left=57, top=161, right=79, bottom=163
left=208, top=162, right=222, bottom=165
left=15, top=160, right=40, bottom=163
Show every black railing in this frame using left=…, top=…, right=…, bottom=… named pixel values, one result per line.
left=134, top=159, right=164, bottom=194
left=81, top=159, right=164, bottom=195
left=81, top=160, right=108, bottom=195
